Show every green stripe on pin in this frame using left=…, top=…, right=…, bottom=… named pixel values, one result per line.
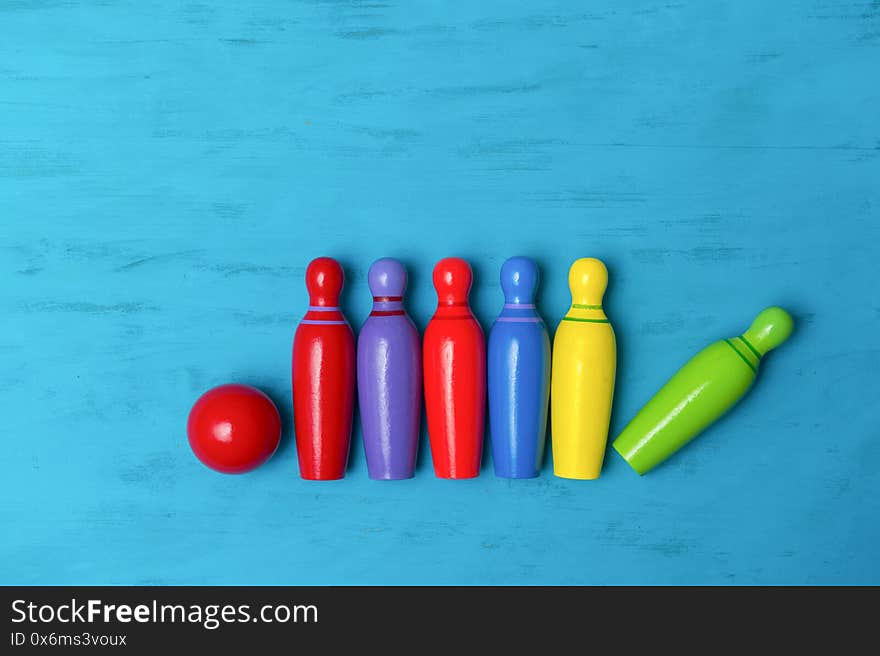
left=723, top=338, right=757, bottom=373
left=562, top=316, right=610, bottom=323
left=737, top=334, right=762, bottom=360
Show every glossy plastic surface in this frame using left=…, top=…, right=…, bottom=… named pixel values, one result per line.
left=487, top=257, right=551, bottom=478
left=423, top=257, right=486, bottom=479
left=187, top=383, right=281, bottom=474
left=550, top=258, right=617, bottom=480
left=612, top=306, right=794, bottom=475
left=357, top=258, right=422, bottom=480
left=292, top=257, right=355, bottom=480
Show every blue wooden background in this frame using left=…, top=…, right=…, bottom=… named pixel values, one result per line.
left=1, top=1, right=878, bottom=585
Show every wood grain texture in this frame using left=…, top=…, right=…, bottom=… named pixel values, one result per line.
left=1, top=0, right=878, bottom=584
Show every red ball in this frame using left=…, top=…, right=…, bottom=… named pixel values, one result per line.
left=187, top=384, right=281, bottom=474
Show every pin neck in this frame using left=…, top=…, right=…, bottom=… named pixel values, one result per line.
left=302, top=304, right=347, bottom=325
left=433, top=302, right=475, bottom=320
left=723, top=337, right=759, bottom=373
left=502, top=289, right=537, bottom=304
left=371, top=296, right=405, bottom=314
left=499, top=300, right=541, bottom=322
left=309, top=296, right=340, bottom=307
left=736, top=334, right=762, bottom=360
left=570, top=294, right=604, bottom=307
left=563, top=301, right=609, bottom=324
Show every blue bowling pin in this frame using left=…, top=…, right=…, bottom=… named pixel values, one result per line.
left=488, top=257, right=551, bottom=478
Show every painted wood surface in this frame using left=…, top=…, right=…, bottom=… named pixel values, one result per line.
left=1, top=0, right=877, bottom=584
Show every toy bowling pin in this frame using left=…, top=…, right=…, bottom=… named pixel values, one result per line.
left=613, top=306, right=793, bottom=475
left=423, top=257, right=486, bottom=479
left=488, top=257, right=551, bottom=478
left=292, top=257, right=355, bottom=480
left=551, top=258, right=616, bottom=480
left=357, top=258, right=422, bottom=480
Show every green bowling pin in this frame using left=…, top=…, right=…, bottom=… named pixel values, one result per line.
left=612, top=306, right=793, bottom=474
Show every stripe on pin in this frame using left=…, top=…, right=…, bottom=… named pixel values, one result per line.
left=373, top=296, right=402, bottom=302
left=497, top=317, right=543, bottom=323
left=724, top=338, right=757, bottom=373
left=308, top=306, right=340, bottom=312
left=737, top=334, right=762, bottom=360
left=562, top=316, right=609, bottom=323
left=370, top=310, right=405, bottom=316
left=503, top=303, right=536, bottom=309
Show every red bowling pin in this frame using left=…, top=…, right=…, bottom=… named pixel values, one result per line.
left=423, top=257, right=486, bottom=479
left=292, top=257, right=355, bottom=480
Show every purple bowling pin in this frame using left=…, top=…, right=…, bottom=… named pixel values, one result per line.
left=357, top=258, right=422, bottom=479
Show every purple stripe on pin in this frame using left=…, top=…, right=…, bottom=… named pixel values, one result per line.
left=308, top=306, right=340, bottom=312
left=503, top=303, right=536, bottom=309
left=497, top=317, right=543, bottom=323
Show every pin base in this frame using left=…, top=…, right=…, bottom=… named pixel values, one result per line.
left=611, top=442, right=649, bottom=476
left=433, top=471, right=480, bottom=480
left=494, top=469, right=540, bottom=479
left=299, top=473, right=346, bottom=481
left=553, top=470, right=601, bottom=481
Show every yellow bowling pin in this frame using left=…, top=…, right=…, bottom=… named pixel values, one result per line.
left=551, top=258, right=616, bottom=479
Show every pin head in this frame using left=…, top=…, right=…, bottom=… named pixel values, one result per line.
left=568, top=258, right=608, bottom=306
left=433, top=257, right=472, bottom=306
left=742, top=306, right=794, bottom=355
left=500, top=256, right=539, bottom=305
left=368, top=258, right=407, bottom=298
left=305, top=257, right=344, bottom=306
